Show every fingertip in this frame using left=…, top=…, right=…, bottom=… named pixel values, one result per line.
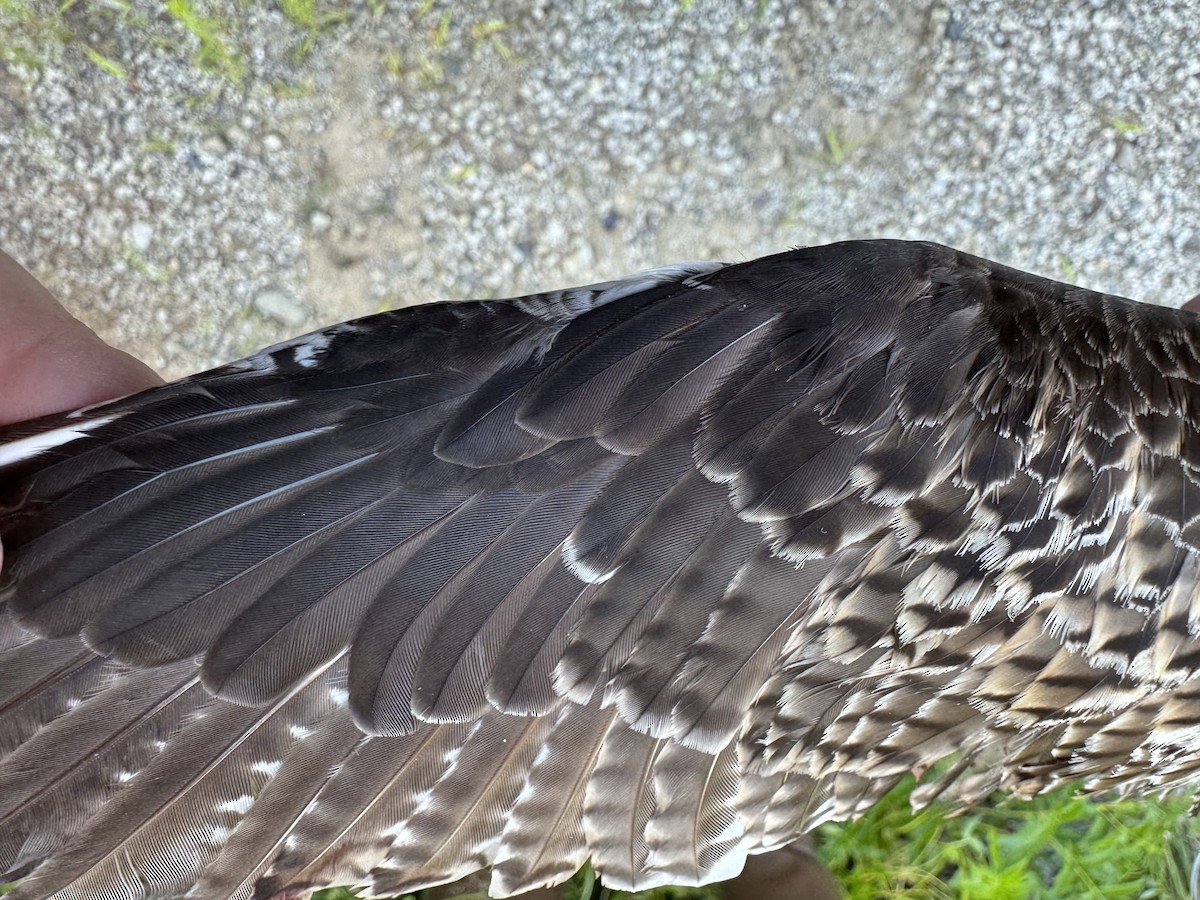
left=0, top=329, right=163, bottom=425
left=0, top=250, right=164, bottom=424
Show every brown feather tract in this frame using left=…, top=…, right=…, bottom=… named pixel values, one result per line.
left=2, top=239, right=1200, bottom=899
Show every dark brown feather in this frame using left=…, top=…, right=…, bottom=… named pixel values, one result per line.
left=4, top=240, right=1200, bottom=898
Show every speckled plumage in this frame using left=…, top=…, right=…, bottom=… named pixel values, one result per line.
left=3, top=239, right=1200, bottom=899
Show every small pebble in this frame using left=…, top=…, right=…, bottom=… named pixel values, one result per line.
left=129, top=221, right=154, bottom=252
left=254, top=288, right=309, bottom=327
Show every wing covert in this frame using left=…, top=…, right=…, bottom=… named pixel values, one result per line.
left=5, top=240, right=1200, bottom=899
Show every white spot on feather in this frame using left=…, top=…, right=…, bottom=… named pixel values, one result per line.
left=224, top=323, right=358, bottom=373
left=220, top=794, right=255, bottom=815
left=251, top=759, right=281, bottom=777
left=562, top=535, right=618, bottom=584
left=386, top=822, right=415, bottom=843
left=530, top=742, right=552, bottom=768
left=469, top=835, right=501, bottom=859
left=291, top=340, right=323, bottom=368
left=440, top=744, right=464, bottom=770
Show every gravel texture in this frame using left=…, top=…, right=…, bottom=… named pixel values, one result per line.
left=1, top=0, right=1198, bottom=380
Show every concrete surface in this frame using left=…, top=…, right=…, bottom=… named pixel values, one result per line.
left=0, top=0, right=1197, bottom=380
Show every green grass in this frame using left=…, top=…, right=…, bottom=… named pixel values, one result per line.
left=141, top=134, right=178, bottom=153
left=1107, top=116, right=1145, bottom=137
left=277, top=0, right=347, bottom=31
left=124, top=246, right=171, bottom=282
left=0, top=0, right=245, bottom=82
left=0, top=0, right=74, bottom=68
left=164, top=0, right=243, bottom=81
left=82, top=43, right=127, bottom=79
left=384, top=5, right=522, bottom=85
left=2, top=2, right=520, bottom=91
left=818, top=127, right=850, bottom=165
left=819, top=778, right=1200, bottom=900
left=276, top=0, right=348, bottom=58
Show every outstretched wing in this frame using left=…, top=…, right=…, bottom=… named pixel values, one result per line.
left=3, top=239, right=1200, bottom=899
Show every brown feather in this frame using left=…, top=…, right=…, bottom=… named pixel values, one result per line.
left=5, top=240, right=1200, bottom=898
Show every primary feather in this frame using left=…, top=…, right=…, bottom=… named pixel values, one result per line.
left=2, top=239, right=1200, bottom=898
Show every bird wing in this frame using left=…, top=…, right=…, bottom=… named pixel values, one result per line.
left=3, top=239, right=1200, bottom=898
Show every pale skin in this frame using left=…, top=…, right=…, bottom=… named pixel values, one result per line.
left=0, top=250, right=161, bottom=425
left=0, top=250, right=162, bottom=569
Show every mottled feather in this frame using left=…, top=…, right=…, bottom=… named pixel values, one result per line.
left=3, top=241, right=1200, bottom=899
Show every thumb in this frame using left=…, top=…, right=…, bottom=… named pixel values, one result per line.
left=0, top=250, right=162, bottom=426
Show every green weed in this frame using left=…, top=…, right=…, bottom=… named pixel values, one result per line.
left=276, top=0, right=348, bottom=58
left=819, top=128, right=848, bottom=165
left=1107, top=117, right=1144, bottom=137
left=1058, top=254, right=1080, bottom=281
left=164, top=0, right=243, bottom=81
left=83, top=43, right=126, bottom=78
left=816, top=777, right=1200, bottom=900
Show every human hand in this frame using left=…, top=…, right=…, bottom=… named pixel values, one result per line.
left=0, top=250, right=162, bottom=572
left=0, top=249, right=161, bottom=426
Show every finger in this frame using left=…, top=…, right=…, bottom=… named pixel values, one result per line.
left=0, top=250, right=163, bottom=425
